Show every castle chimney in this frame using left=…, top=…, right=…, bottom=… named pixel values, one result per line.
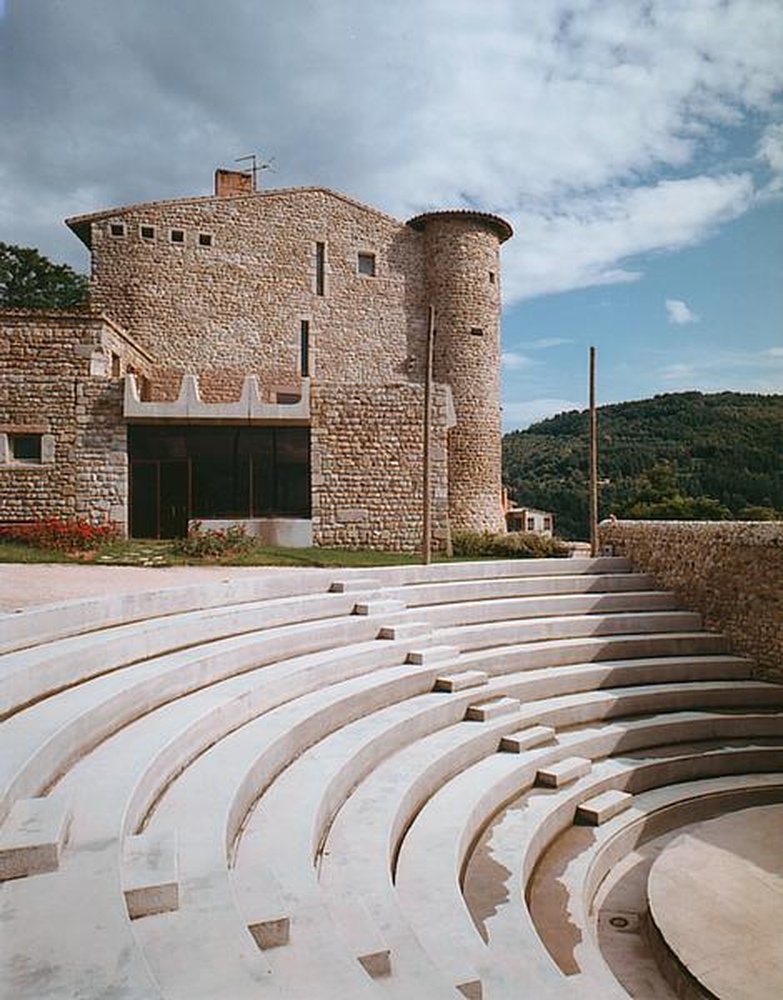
left=214, top=169, right=254, bottom=197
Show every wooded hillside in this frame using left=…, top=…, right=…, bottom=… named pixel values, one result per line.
left=502, top=392, right=783, bottom=539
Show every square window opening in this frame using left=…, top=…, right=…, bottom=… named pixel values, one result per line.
left=140, top=225, right=156, bottom=241
left=170, top=229, right=185, bottom=244
left=357, top=252, right=376, bottom=277
left=198, top=232, right=213, bottom=247
left=10, top=433, right=43, bottom=463
left=110, top=223, right=126, bottom=238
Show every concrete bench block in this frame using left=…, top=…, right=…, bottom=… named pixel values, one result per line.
left=377, top=621, right=431, bottom=640
left=576, top=789, right=633, bottom=826
left=536, top=756, right=592, bottom=788
left=248, top=916, right=290, bottom=950
left=434, top=671, right=489, bottom=693
left=329, top=578, right=382, bottom=593
left=123, top=832, right=179, bottom=920
left=406, top=645, right=458, bottom=665
left=357, top=949, right=392, bottom=978
left=353, top=600, right=406, bottom=616
left=465, top=696, right=520, bottom=721
left=0, top=795, right=71, bottom=881
left=499, top=725, right=556, bottom=753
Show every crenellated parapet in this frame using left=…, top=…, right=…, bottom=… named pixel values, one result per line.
left=123, top=373, right=310, bottom=424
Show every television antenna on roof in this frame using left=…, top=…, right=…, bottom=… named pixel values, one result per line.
left=235, top=153, right=276, bottom=191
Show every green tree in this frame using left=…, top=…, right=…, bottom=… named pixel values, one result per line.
left=0, top=242, right=88, bottom=309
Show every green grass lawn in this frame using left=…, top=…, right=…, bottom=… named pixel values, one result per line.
left=0, top=537, right=434, bottom=568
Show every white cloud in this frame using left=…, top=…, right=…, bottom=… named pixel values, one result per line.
left=659, top=347, right=783, bottom=383
left=758, top=122, right=783, bottom=191
left=666, top=299, right=699, bottom=324
left=502, top=173, right=754, bottom=301
left=501, top=351, right=535, bottom=370
left=0, top=0, right=780, bottom=291
left=520, top=338, right=574, bottom=349
left=662, top=363, right=698, bottom=380
left=502, top=397, right=583, bottom=431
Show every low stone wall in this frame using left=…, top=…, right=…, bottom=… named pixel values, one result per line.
left=599, top=520, right=783, bottom=681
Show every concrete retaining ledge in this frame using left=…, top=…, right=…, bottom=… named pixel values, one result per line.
left=600, top=520, right=783, bottom=680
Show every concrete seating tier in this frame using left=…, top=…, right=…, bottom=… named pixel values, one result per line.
left=1, top=556, right=780, bottom=1000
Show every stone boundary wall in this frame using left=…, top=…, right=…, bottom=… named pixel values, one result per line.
left=600, top=520, right=783, bottom=681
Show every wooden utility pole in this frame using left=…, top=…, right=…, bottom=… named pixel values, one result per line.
left=421, top=305, right=435, bottom=564
left=589, top=345, right=599, bottom=557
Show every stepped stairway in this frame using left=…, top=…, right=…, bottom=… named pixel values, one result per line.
left=1, top=557, right=781, bottom=999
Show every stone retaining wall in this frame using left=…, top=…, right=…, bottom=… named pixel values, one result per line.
left=600, top=520, right=783, bottom=680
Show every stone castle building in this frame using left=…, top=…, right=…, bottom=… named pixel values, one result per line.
left=0, top=169, right=512, bottom=549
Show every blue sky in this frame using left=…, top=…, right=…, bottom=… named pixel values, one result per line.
left=1, top=0, right=781, bottom=429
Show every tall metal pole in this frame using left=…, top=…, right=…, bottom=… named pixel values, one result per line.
left=421, top=305, right=435, bottom=564
left=589, top=345, right=599, bottom=557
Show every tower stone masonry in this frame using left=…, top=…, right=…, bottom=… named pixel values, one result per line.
left=410, top=211, right=511, bottom=534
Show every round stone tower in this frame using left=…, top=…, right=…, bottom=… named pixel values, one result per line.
left=407, top=210, right=513, bottom=535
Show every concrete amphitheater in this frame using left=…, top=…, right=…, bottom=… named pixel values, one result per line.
left=1, top=557, right=782, bottom=999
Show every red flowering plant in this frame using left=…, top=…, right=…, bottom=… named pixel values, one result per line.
left=0, top=517, right=119, bottom=552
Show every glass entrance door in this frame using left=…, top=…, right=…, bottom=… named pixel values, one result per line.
left=130, top=459, right=190, bottom=538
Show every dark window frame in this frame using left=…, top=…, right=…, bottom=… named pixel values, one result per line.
left=315, top=242, right=326, bottom=296
left=300, top=320, right=310, bottom=377
left=128, top=425, right=311, bottom=523
left=9, top=433, right=43, bottom=463
left=357, top=252, right=376, bottom=277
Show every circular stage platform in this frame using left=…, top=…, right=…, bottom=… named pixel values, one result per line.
left=647, top=804, right=783, bottom=1000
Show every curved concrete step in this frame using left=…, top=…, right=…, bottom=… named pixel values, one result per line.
left=0, top=554, right=777, bottom=1000
left=396, top=745, right=783, bottom=995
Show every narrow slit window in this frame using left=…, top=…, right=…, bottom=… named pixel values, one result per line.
left=357, top=252, right=376, bottom=277
left=470, top=327, right=484, bottom=337
left=489, top=271, right=496, bottom=284
left=300, top=320, right=310, bottom=377
left=315, top=242, right=326, bottom=296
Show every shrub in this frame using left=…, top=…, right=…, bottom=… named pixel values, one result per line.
left=452, top=530, right=568, bottom=559
left=0, top=517, right=118, bottom=551
left=171, top=521, right=256, bottom=559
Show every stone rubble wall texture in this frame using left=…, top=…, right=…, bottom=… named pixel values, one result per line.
left=0, top=312, right=152, bottom=530
left=86, top=188, right=429, bottom=401
left=311, top=383, right=450, bottom=551
left=419, top=216, right=505, bottom=534
left=600, top=520, right=783, bottom=681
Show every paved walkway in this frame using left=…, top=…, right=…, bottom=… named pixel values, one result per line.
left=0, top=563, right=299, bottom=612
